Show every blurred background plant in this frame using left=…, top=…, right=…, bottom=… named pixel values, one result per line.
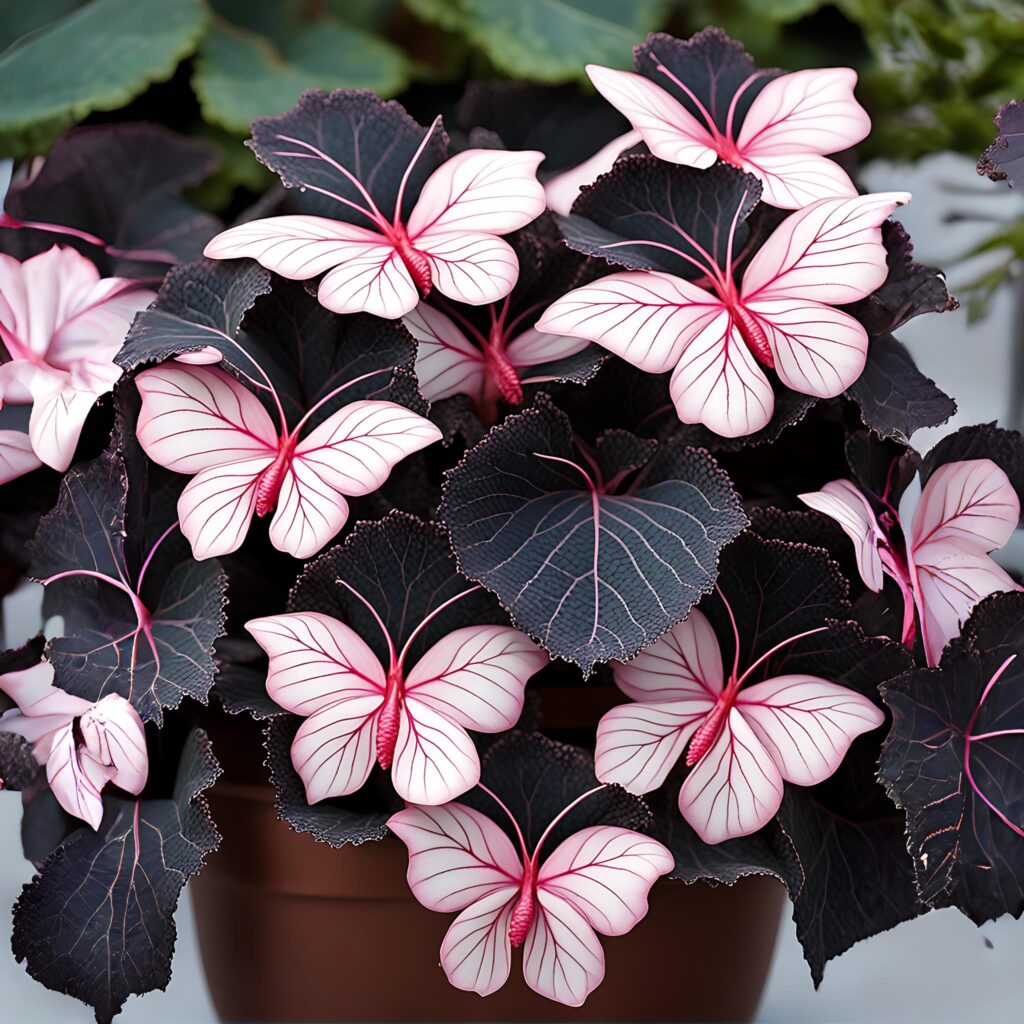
left=0, top=0, right=1020, bottom=353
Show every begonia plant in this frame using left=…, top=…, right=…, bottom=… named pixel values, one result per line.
left=0, top=24, right=1022, bottom=1024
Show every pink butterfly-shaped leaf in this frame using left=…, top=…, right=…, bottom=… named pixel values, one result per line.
left=204, top=94, right=544, bottom=319
left=539, top=190, right=908, bottom=438
left=587, top=41, right=870, bottom=210
left=135, top=362, right=441, bottom=559
left=389, top=796, right=673, bottom=1006
left=0, top=661, right=148, bottom=829
left=0, top=245, right=153, bottom=474
left=247, top=602, right=547, bottom=805
left=594, top=607, right=884, bottom=843
left=801, top=458, right=1021, bottom=666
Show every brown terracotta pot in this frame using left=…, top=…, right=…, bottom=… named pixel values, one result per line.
left=191, top=700, right=785, bottom=1022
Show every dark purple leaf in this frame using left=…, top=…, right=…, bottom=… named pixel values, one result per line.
left=440, top=396, right=747, bottom=673
left=559, top=156, right=761, bottom=280
left=845, top=334, right=957, bottom=443
left=247, top=89, right=448, bottom=224
left=2, top=123, right=220, bottom=277
left=634, top=28, right=780, bottom=135
left=700, top=531, right=850, bottom=679
left=847, top=221, right=958, bottom=337
left=978, top=99, right=1024, bottom=188
left=116, top=258, right=273, bottom=374
left=118, top=262, right=424, bottom=432
left=290, top=511, right=504, bottom=670
left=460, top=730, right=650, bottom=855
left=12, top=728, right=221, bottom=1024
left=456, top=79, right=630, bottom=177
left=30, top=446, right=227, bottom=723
left=880, top=592, right=1024, bottom=924
left=264, top=716, right=392, bottom=847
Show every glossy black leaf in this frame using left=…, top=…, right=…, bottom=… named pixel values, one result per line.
left=441, top=398, right=747, bottom=673
left=116, top=257, right=272, bottom=374
left=457, top=80, right=629, bottom=177
left=847, top=221, right=958, bottom=337
left=12, top=729, right=221, bottom=1024
left=921, top=422, right=1024, bottom=514
left=700, top=531, right=850, bottom=679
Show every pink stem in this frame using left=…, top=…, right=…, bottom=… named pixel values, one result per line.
left=393, top=115, right=442, bottom=231
left=288, top=366, right=394, bottom=439
left=396, top=585, right=483, bottom=672
left=531, top=785, right=607, bottom=869
left=715, top=584, right=743, bottom=689
left=135, top=521, right=179, bottom=592
left=477, top=782, right=532, bottom=867
left=336, top=578, right=398, bottom=668
left=735, top=626, right=830, bottom=688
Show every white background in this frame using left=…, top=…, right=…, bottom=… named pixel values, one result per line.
left=1, top=154, right=1022, bottom=1022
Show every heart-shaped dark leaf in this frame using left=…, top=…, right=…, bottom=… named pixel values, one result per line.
left=118, top=262, right=424, bottom=431
left=559, top=156, right=761, bottom=279
left=248, top=89, right=448, bottom=224
left=20, top=788, right=79, bottom=867
left=978, top=99, right=1024, bottom=189
left=116, top=257, right=273, bottom=374
left=1, top=123, right=220, bottom=277
left=700, top=531, right=850, bottom=679
left=12, top=728, right=221, bottom=1024
left=264, top=716, right=392, bottom=847
left=457, top=80, right=630, bottom=178
left=847, top=221, right=958, bottom=337
left=440, top=397, right=747, bottom=673
left=460, top=730, right=651, bottom=855
left=880, top=592, right=1024, bottom=924
left=845, top=334, right=957, bottom=443
left=290, top=511, right=504, bottom=669
left=30, top=445, right=227, bottom=723
left=634, top=28, right=780, bottom=135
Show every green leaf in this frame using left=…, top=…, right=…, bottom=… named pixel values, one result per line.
left=193, top=19, right=410, bottom=133
left=0, top=0, right=206, bottom=157
left=407, top=0, right=671, bottom=82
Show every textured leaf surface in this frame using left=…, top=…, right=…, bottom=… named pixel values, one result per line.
left=30, top=448, right=227, bottom=723
left=559, top=157, right=760, bottom=279
left=880, top=593, right=1024, bottom=924
left=12, top=729, right=221, bottom=1024
left=290, top=512, right=503, bottom=669
left=247, top=89, right=447, bottom=222
left=846, top=334, right=956, bottom=442
left=441, top=399, right=747, bottom=672
left=265, top=716, right=392, bottom=847
left=461, top=731, right=651, bottom=853
left=0, top=0, right=206, bottom=157
left=978, top=99, right=1024, bottom=188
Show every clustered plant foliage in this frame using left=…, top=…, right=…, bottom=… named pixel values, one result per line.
left=0, top=20, right=1023, bottom=1024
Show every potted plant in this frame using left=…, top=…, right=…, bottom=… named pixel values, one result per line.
left=1, top=21, right=1022, bottom=1024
